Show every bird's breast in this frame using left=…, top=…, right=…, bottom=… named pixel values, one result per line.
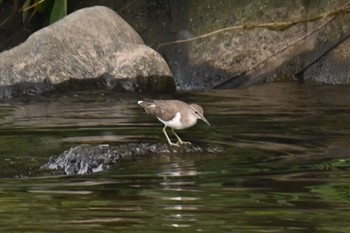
left=157, top=112, right=197, bottom=130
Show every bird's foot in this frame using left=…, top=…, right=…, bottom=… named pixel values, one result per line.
left=176, top=140, right=192, bottom=146
left=169, top=142, right=181, bottom=147
left=167, top=139, right=192, bottom=147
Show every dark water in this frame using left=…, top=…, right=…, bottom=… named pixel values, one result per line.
left=1, top=82, right=350, bottom=232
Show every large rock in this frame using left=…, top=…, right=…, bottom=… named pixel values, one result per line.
left=0, top=6, right=174, bottom=99
left=92, top=0, right=348, bottom=90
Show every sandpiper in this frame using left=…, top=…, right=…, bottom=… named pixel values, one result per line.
left=138, top=99, right=210, bottom=147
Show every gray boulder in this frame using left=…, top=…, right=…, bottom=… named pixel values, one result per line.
left=0, top=6, right=174, bottom=98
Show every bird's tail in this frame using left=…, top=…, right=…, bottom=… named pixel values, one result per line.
left=137, top=100, right=154, bottom=108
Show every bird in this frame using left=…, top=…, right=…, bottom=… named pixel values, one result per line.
left=138, top=99, right=210, bottom=147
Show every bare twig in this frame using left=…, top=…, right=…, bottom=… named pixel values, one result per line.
left=293, top=32, right=350, bottom=80
left=157, top=5, right=350, bottom=49
left=22, top=0, right=45, bottom=12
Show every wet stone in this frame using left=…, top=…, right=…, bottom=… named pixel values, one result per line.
left=41, top=143, right=223, bottom=175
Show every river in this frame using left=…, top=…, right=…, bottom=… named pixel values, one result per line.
left=0, top=82, right=350, bottom=232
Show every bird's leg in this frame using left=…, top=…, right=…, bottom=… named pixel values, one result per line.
left=172, top=128, right=191, bottom=145
left=163, top=126, right=180, bottom=147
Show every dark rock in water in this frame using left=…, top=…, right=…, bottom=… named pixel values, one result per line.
left=42, top=143, right=223, bottom=175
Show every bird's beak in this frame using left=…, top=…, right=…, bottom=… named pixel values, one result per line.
left=201, top=116, right=211, bottom=126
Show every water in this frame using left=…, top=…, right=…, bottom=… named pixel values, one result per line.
left=1, top=82, right=350, bottom=232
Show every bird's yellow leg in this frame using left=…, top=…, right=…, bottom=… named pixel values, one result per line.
left=163, top=126, right=180, bottom=147
left=172, top=128, right=191, bottom=145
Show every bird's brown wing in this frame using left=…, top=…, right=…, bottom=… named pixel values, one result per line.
left=142, top=100, right=187, bottom=121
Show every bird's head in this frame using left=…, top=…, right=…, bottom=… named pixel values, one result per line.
left=189, top=104, right=211, bottom=126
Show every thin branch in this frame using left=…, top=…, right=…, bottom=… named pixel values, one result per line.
left=157, top=5, right=350, bottom=49
left=22, top=0, right=45, bottom=12
left=293, top=32, right=350, bottom=80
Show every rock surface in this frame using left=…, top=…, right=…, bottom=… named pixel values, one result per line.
left=156, top=0, right=350, bottom=89
left=0, top=6, right=174, bottom=99
left=42, top=143, right=223, bottom=175
left=2, top=1, right=350, bottom=92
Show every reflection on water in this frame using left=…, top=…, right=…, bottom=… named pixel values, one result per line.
left=1, top=83, right=350, bottom=232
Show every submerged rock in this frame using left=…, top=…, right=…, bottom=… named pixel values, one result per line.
left=0, top=6, right=174, bottom=99
left=42, top=143, right=223, bottom=175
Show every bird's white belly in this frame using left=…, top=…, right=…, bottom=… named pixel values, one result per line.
left=157, top=112, right=185, bottom=130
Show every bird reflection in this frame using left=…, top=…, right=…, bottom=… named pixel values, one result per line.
left=156, top=161, right=201, bottom=229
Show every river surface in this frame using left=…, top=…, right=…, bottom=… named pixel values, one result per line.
left=1, top=82, right=350, bottom=232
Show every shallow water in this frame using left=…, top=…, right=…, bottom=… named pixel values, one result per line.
left=1, top=82, right=350, bottom=232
